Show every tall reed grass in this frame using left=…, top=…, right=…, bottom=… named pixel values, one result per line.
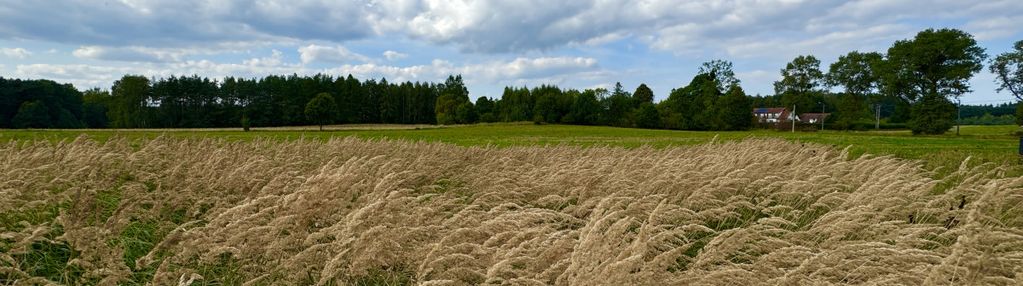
left=1, top=136, right=1021, bottom=285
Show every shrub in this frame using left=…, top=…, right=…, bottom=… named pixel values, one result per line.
left=909, top=94, right=956, bottom=134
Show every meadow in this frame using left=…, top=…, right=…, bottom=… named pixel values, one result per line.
left=1, top=125, right=1022, bottom=285
left=2, top=123, right=1020, bottom=173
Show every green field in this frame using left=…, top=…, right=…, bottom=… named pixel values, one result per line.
left=2, top=123, right=1020, bottom=174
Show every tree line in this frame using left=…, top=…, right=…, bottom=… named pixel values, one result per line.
left=1, top=28, right=1020, bottom=134
left=0, top=74, right=459, bottom=129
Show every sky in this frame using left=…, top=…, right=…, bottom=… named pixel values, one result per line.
left=0, top=0, right=1021, bottom=104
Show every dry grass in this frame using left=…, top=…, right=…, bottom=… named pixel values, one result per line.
left=1, top=136, right=1022, bottom=285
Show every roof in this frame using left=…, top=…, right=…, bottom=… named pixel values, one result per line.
left=753, top=107, right=787, bottom=114
left=800, top=113, right=830, bottom=121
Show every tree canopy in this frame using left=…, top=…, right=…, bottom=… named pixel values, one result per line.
left=880, top=28, right=987, bottom=102
left=829, top=51, right=883, bottom=96
left=775, top=55, right=826, bottom=112
left=0, top=78, right=85, bottom=129
left=990, top=40, right=1023, bottom=101
left=305, top=92, right=338, bottom=131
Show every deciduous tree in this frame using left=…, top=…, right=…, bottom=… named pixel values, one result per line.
left=990, top=40, right=1023, bottom=124
left=305, top=92, right=338, bottom=131
left=775, top=55, right=825, bottom=111
left=829, top=51, right=883, bottom=129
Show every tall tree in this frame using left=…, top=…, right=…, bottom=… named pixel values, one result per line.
left=566, top=89, right=601, bottom=125
left=699, top=60, right=740, bottom=92
left=881, top=28, right=986, bottom=134
left=717, top=84, right=754, bottom=130
left=305, top=92, right=338, bottom=131
left=658, top=73, right=720, bottom=130
left=475, top=96, right=497, bottom=122
left=435, top=93, right=462, bottom=125
left=828, top=51, right=884, bottom=129
left=775, top=55, right=825, bottom=111
left=435, top=75, right=474, bottom=124
left=829, top=51, right=884, bottom=95
left=604, top=82, right=633, bottom=126
left=880, top=28, right=987, bottom=103
left=82, top=88, right=110, bottom=128
left=990, top=40, right=1023, bottom=124
left=634, top=102, right=660, bottom=129
left=109, top=75, right=152, bottom=128
left=633, top=83, right=655, bottom=106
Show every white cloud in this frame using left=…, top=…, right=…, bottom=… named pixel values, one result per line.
left=13, top=54, right=601, bottom=93
left=73, top=46, right=167, bottom=62
left=0, top=47, right=31, bottom=59
left=966, top=15, right=1023, bottom=40
left=324, top=56, right=600, bottom=85
left=14, top=64, right=138, bottom=88
left=2, top=1, right=1021, bottom=55
left=297, top=44, right=371, bottom=64
left=383, top=50, right=408, bottom=61
left=71, top=44, right=263, bottom=63
left=723, top=24, right=911, bottom=60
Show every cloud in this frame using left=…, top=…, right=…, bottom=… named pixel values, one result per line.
left=0, top=0, right=368, bottom=47
left=723, top=24, right=912, bottom=60
left=297, top=44, right=370, bottom=64
left=1, top=0, right=1021, bottom=56
left=13, top=64, right=138, bottom=88
left=0, top=47, right=31, bottom=59
left=325, top=56, right=601, bottom=85
left=73, top=46, right=170, bottom=62
left=966, top=15, right=1023, bottom=40
left=383, top=50, right=408, bottom=61
left=14, top=54, right=601, bottom=92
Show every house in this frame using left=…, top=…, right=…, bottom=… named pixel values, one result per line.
left=752, top=107, right=798, bottom=123
left=799, top=113, right=830, bottom=124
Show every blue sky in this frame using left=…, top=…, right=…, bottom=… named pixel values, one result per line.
left=1, top=0, right=1021, bottom=104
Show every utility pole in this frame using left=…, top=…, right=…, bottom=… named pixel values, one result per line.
left=791, top=104, right=796, bottom=133
left=875, top=104, right=881, bottom=130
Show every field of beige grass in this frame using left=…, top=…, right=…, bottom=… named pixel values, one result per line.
left=1, top=136, right=1022, bottom=285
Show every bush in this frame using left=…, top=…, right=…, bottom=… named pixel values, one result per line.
left=1016, top=103, right=1023, bottom=126
left=959, top=114, right=1015, bottom=125
left=241, top=115, right=251, bottom=132
left=846, top=120, right=908, bottom=130
left=909, top=94, right=956, bottom=135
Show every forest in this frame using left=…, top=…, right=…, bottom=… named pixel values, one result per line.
left=1, top=28, right=1021, bottom=134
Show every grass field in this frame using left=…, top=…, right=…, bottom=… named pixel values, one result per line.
left=2, top=123, right=1020, bottom=174
left=3, top=125, right=1023, bottom=285
left=3, top=136, right=1022, bottom=285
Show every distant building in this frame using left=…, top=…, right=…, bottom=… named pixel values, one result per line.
left=800, top=113, right=830, bottom=124
left=753, top=107, right=798, bottom=123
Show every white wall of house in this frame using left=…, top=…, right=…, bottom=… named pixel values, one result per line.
left=754, top=111, right=797, bottom=123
